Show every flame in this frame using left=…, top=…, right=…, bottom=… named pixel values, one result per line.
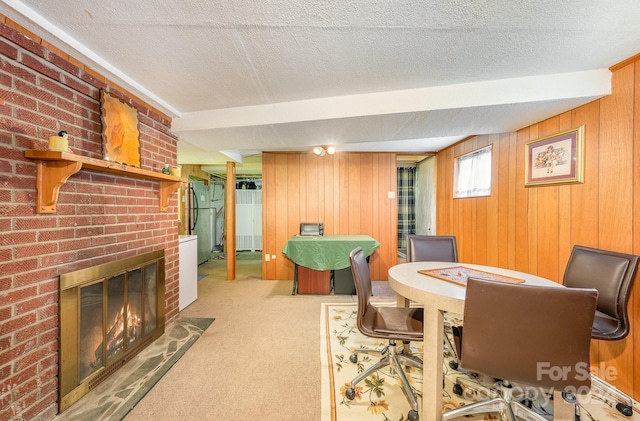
left=102, top=304, right=143, bottom=360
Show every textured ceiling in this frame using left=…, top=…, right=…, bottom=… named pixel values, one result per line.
left=3, top=0, right=640, bottom=172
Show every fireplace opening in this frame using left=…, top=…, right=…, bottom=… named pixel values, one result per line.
left=59, top=250, right=165, bottom=412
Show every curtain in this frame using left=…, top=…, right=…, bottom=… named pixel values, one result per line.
left=415, top=156, right=436, bottom=235
left=454, top=146, right=492, bottom=198
left=397, top=166, right=416, bottom=249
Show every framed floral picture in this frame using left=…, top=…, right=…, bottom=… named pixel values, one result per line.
left=524, top=126, right=584, bottom=187
left=100, top=90, right=141, bottom=167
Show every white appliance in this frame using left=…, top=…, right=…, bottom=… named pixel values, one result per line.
left=188, top=181, right=213, bottom=265
left=178, top=235, right=198, bottom=310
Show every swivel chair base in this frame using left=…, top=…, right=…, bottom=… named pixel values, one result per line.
left=346, top=339, right=422, bottom=421
left=443, top=381, right=551, bottom=421
left=590, top=376, right=634, bottom=417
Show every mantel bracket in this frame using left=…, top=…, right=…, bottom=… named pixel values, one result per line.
left=159, top=180, right=182, bottom=212
left=36, top=160, right=83, bottom=213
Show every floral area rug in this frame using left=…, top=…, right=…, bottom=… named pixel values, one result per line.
left=321, top=303, right=638, bottom=421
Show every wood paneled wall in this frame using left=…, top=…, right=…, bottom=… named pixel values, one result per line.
left=436, top=60, right=640, bottom=399
left=262, top=152, right=398, bottom=281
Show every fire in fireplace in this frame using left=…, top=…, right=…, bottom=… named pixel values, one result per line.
left=59, top=250, right=165, bottom=412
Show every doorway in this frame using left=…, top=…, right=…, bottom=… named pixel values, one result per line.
left=202, top=155, right=263, bottom=280
left=396, top=155, right=436, bottom=258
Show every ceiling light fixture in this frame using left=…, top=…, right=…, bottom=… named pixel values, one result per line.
left=313, top=146, right=326, bottom=156
left=313, top=146, right=336, bottom=156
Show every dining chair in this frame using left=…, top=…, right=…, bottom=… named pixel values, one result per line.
left=345, top=247, right=423, bottom=421
left=442, top=277, right=598, bottom=421
left=405, top=234, right=461, bottom=369
left=563, top=245, right=640, bottom=416
left=406, top=234, right=458, bottom=263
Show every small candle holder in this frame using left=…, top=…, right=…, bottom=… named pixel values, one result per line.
left=48, top=130, right=69, bottom=152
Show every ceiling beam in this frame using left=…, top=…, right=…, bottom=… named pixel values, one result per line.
left=172, top=69, right=611, bottom=132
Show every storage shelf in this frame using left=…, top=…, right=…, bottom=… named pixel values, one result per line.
left=25, top=150, right=186, bottom=213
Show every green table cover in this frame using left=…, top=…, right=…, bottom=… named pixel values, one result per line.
left=282, top=234, right=380, bottom=271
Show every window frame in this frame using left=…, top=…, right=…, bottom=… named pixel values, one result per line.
left=453, top=145, right=493, bottom=199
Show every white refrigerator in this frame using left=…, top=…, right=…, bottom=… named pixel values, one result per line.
left=188, top=181, right=212, bottom=265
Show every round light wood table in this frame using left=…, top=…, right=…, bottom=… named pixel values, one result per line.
left=388, top=262, right=562, bottom=421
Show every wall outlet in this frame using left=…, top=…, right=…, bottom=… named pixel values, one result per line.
left=388, top=191, right=396, bottom=199
left=272, top=254, right=276, bottom=260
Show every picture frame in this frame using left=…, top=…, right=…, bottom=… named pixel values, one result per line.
left=524, top=125, right=584, bottom=187
left=100, top=90, right=141, bottom=168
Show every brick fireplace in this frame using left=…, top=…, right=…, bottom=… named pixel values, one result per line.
left=0, top=20, right=180, bottom=421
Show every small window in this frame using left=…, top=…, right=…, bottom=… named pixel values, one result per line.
left=454, top=145, right=492, bottom=198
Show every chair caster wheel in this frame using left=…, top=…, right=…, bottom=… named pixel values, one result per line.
left=452, top=383, right=463, bottom=395
left=562, top=391, right=577, bottom=404
left=449, top=360, right=458, bottom=369
left=349, top=354, right=358, bottom=363
left=615, top=402, right=633, bottom=417
left=407, top=409, right=419, bottom=421
left=520, top=398, right=533, bottom=409
left=345, top=388, right=356, bottom=400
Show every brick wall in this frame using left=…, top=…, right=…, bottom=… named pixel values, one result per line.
left=0, top=19, right=181, bottom=421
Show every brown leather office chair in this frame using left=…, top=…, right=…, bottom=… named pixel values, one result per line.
left=405, top=234, right=461, bottom=369
left=563, top=245, right=640, bottom=416
left=442, top=277, right=598, bottom=421
left=345, top=247, right=423, bottom=421
left=564, top=245, right=639, bottom=340
left=406, top=234, right=458, bottom=263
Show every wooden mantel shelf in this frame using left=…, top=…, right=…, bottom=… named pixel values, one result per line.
left=25, top=150, right=187, bottom=213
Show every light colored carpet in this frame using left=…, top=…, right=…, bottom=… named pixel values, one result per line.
left=321, top=303, right=639, bottom=421
left=122, top=254, right=397, bottom=421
